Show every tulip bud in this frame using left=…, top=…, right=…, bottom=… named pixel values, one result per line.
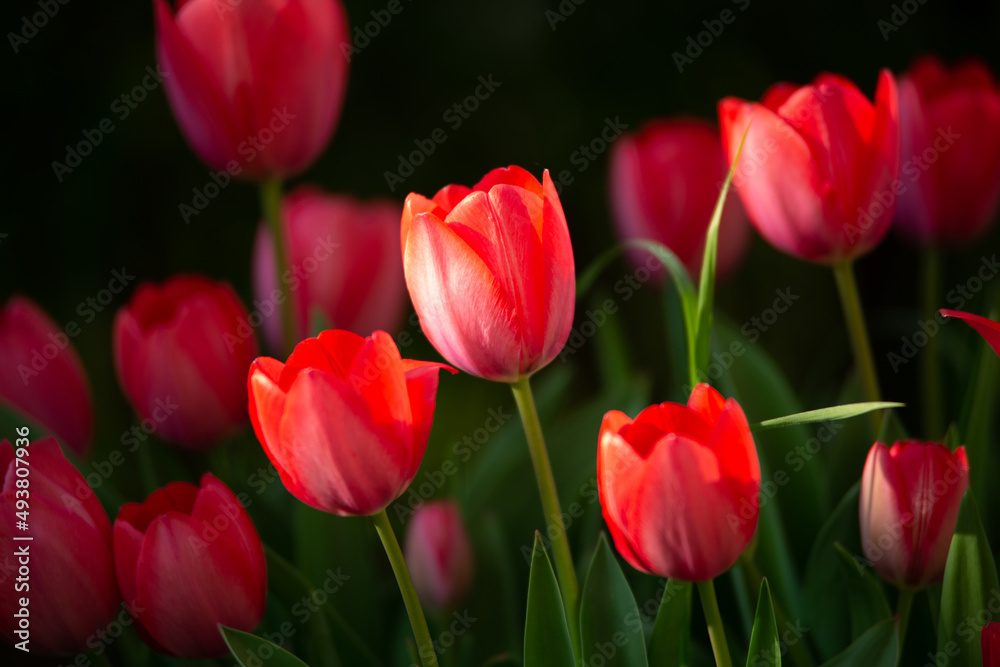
left=253, top=186, right=406, bottom=351
left=0, top=296, right=94, bottom=454
left=404, top=500, right=474, bottom=611
left=113, top=474, right=266, bottom=658
left=860, top=440, right=969, bottom=589
left=719, top=70, right=900, bottom=264
left=983, top=622, right=1000, bottom=666
left=0, top=438, right=120, bottom=655
left=248, top=329, right=456, bottom=516
left=401, top=166, right=575, bottom=382
left=113, top=275, right=259, bottom=448
left=608, top=118, right=751, bottom=281
left=154, top=0, right=349, bottom=180
left=597, top=384, right=760, bottom=582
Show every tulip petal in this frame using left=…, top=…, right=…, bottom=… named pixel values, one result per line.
left=473, top=165, right=544, bottom=197
left=403, top=360, right=456, bottom=479
left=597, top=411, right=652, bottom=574
left=540, top=170, right=576, bottom=367
left=621, top=402, right=712, bottom=459
left=860, top=443, right=912, bottom=584
left=941, top=309, right=1000, bottom=357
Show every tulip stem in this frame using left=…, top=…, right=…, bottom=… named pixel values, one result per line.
left=922, top=249, right=944, bottom=439
left=697, top=580, right=733, bottom=667
left=896, top=588, right=915, bottom=663
left=372, top=510, right=439, bottom=667
left=260, top=179, right=297, bottom=356
left=510, top=376, right=581, bottom=659
left=832, top=261, right=882, bottom=433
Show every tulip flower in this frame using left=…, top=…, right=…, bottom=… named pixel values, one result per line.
left=113, top=474, right=266, bottom=658
left=113, top=275, right=258, bottom=448
left=597, top=383, right=761, bottom=582
left=0, top=438, right=119, bottom=655
left=0, top=297, right=94, bottom=454
left=248, top=329, right=455, bottom=516
left=253, top=186, right=406, bottom=351
left=941, top=309, right=1000, bottom=357
left=718, top=70, right=900, bottom=264
left=609, top=118, right=751, bottom=281
left=895, top=56, right=1000, bottom=245
left=983, top=623, right=1000, bottom=666
left=860, top=440, right=968, bottom=589
left=401, top=165, right=575, bottom=383
left=154, top=0, right=349, bottom=180
left=404, top=500, right=474, bottom=611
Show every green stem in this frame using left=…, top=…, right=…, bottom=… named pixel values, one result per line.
left=896, top=588, right=915, bottom=665
left=921, top=250, right=944, bottom=439
left=372, top=510, right=439, bottom=667
left=832, top=261, right=882, bottom=434
left=697, top=580, right=733, bottom=667
left=739, top=554, right=814, bottom=667
left=260, top=179, right=297, bottom=356
left=510, top=376, right=581, bottom=659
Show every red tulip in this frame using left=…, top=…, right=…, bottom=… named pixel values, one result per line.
left=113, top=275, right=258, bottom=448
left=860, top=440, right=968, bottom=588
left=404, top=500, right=474, bottom=611
left=401, top=166, right=575, bottom=382
left=248, top=329, right=455, bottom=516
left=597, top=384, right=760, bottom=582
left=253, top=186, right=406, bottom=350
left=0, top=438, right=119, bottom=655
left=718, top=70, right=900, bottom=264
left=983, top=622, right=1000, bottom=666
left=154, top=0, right=349, bottom=180
left=941, top=309, right=1000, bottom=357
left=895, top=56, right=1000, bottom=245
left=0, top=297, right=94, bottom=454
left=608, top=118, right=751, bottom=281
left=113, top=474, right=266, bottom=658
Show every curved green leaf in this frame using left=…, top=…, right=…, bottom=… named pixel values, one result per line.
left=819, top=617, right=897, bottom=667
left=524, top=533, right=576, bottom=667
left=832, top=543, right=891, bottom=639
left=648, top=579, right=692, bottom=666
left=221, top=625, right=311, bottom=667
left=752, top=402, right=904, bottom=432
left=746, top=579, right=780, bottom=667
left=580, top=534, right=648, bottom=667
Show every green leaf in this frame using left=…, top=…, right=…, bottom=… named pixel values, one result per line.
left=220, top=625, right=312, bottom=667
left=752, top=402, right=904, bottom=432
left=819, top=617, right=897, bottom=667
left=832, top=543, right=891, bottom=639
left=746, top=579, right=780, bottom=667
left=579, top=534, right=648, bottom=667
left=648, top=579, right=692, bottom=666
left=524, top=533, right=576, bottom=667
left=937, top=492, right=1000, bottom=667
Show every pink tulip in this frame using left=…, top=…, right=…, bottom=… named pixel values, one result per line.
left=253, top=186, right=406, bottom=350
left=404, top=500, right=474, bottom=611
left=154, top=0, right=349, bottom=180
left=609, top=118, right=751, bottom=281
left=719, top=70, right=900, bottom=264
left=0, top=296, right=93, bottom=454
left=895, top=56, right=1000, bottom=245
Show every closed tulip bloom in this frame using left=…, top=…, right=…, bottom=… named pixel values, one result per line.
left=404, top=500, right=474, bottom=611
left=0, top=297, right=93, bottom=454
left=401, top=166, right=575, bottom=383
left=248, top=329, right=455, bottom=516
left=113, top=275, right=258, bottom=448
left=895, top=56, right=1000, bottom=245
left=609, top=118, right=751, bottom=281
left=860, top=440, right=969, bottom=589
left=597, top=384, right=760, bottom=582
left=154, top=0, right=349, bottom=180
left=113, top=474, right=266, bottom=658
left=253, top=186, right=406, bottom=350
left=719, top=70, right=900, bottom=264
left=983, top=623, right=1000, bottom=666
left=941, top=309, right=1000, bottom=357
left=0, top=438, right=119, bottom=655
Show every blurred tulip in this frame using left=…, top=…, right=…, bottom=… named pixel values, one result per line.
left=0, top=438, right=119, bottom=655
left=941, top=309, right=1000, bottom=357
left=0, top=297, right=93, bottom=454
left=597, top=383, right=760, bottom=582
left=113, top=474, right=266, bottom=658
left=404, top=500, right=474, bottom=611
left=609, top=118, right=751, bottom=281
left=718, top=70, right=900, bottom=264
left=896, top=56, right=1000, bottom=245
left=983, top=622, right=1000, bottom=666
left=248, top=329, right=455, bottom=516
left=401, top=165, right=575, bottom=382
left=253, top=186, right=406, bottom=350
left=860, top=440, right=968, bottom=588
left=154, top=0, right=349, bottom=180
left=113, top=275, right=258, bottom=448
